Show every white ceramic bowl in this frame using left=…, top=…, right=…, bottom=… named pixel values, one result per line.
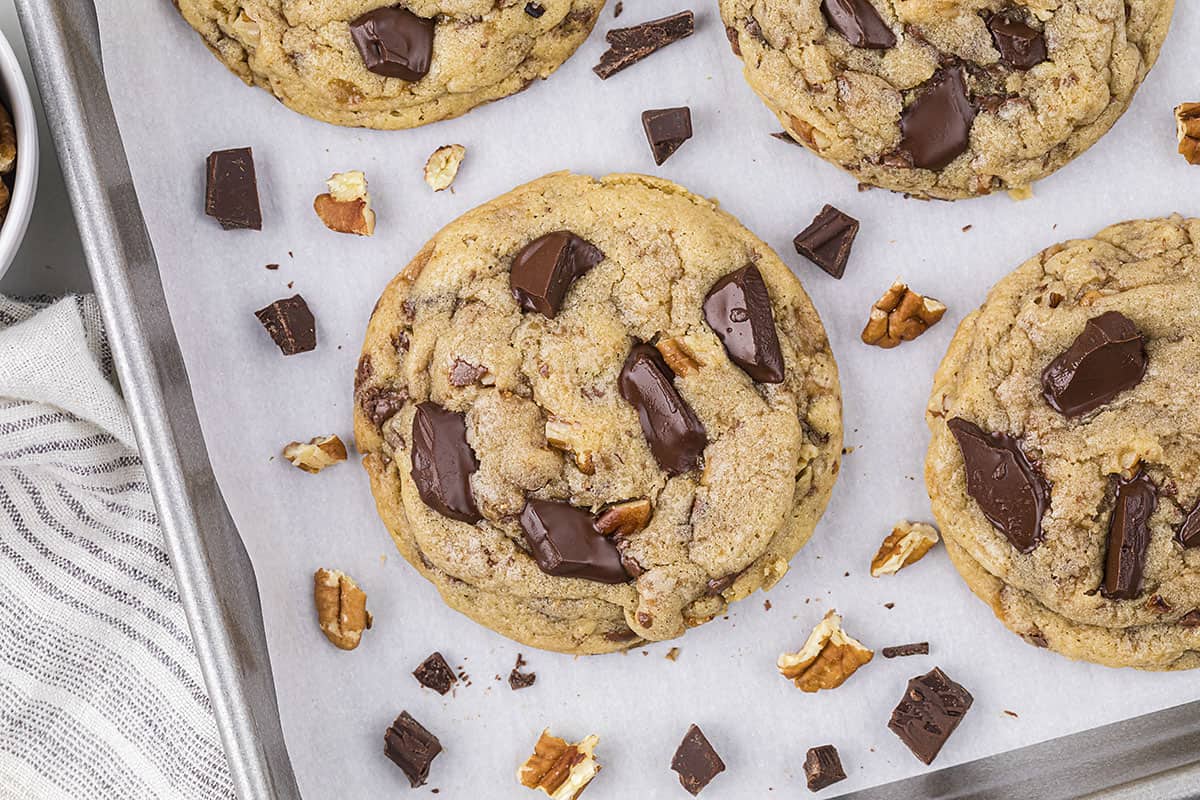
left=0, top=26, right=38, bottom=282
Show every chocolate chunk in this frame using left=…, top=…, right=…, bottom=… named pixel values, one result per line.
left=510, top=231, right=604, bottom=319
left=384, top=711, right=442, bottom=787
left=820, top=0, right=896, bottom=49
left=1101, top=470, right=1158, bottom=600
left=520, top=500, right=630, bottom=583
left=1041, top=311, right=1147, bottom=418
left=1177, top=501, right=1200, bottom=548
left=349, top=6, right=435, bottom=81
left=793, top=204, right=860, bottom=279
left=413, top=652, right=457, bottom=695
left=593, top=11, right=694, bottom=79
left=888, top=667, right=973, bottom=765
left=702, top=264, right=785, bottom=384
left=803, top=744, right=847, bottom=792
left=948, top=418, right=1050, bottom=553
left=642, top=107, right=693, bottom=165
left=255, top=295, right=316, bottom=355
left=882, top=642, right=930, bottom=658
left=988, top=15, right=1047, bottom=70
left=360, top=386, right=407, bottom=428
left=508, top=653, right=537, bottom=690
left=410, top=402, right=481, bottom=524
left=671, top=724, right=725, bottom=795
left=899, top=67, right=976, bottom=170
left=619, top=344, right=707, bottom=474
left=705, top=573, right=737, bottom=596
left=1181, top=609, right=1200, bottom=627
left=205, top=148, right=261, bottom=230
left=524, top=1, right=545, bottom=17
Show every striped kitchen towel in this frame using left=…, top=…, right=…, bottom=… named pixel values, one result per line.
left=0, top=296, right=234, bottom=800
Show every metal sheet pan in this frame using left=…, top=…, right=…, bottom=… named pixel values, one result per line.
left=16, top=0, right=1200, bottom=797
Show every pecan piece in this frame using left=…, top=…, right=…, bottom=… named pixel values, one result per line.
left=861, top=280, right=946, bottom=348
left=870, top=521, right=940, bottom=577
left=283, top=434, right=348, bottom=474
left=1176, top=103, right=1200, bottom=165
left=313, top=568, right=371, bottom=650
left=778, top=610, right=873, bottom=692
left=518, top=730, right=601, bottom=799
left=594, top=498, right=652, bottom=537
left=424, top=144, right=466, bottom=191
left=314, top=170, right=375, bottom=236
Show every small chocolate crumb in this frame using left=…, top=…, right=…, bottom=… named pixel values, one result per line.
left=1003, top=710, right=1019, bottom=718
left=666, top=647, right=681, bottom=661
left=265, top=263, right=279, bottom=270
left=524, top=2, right=545, bottom=17
left=508, top=653, right=537, bottom=690
left=771, top=131, right=802, bottom=146
left=882, top=642, right=929, bottom=659
left=763, top=599, right=772, bottom=611
left=614, top=1, right=623, bottom=16
left=884, top=602, right=895, bottom=609
left=413, top=652, right=457, bottom=695
left=962, top=225, right=973, bottom=232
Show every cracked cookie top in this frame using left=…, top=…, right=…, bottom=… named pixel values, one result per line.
left=926, top=216, right=1200, bottom=657
left=719, top=0, right=1174, bottom=199
left=354, top=172, right=842, bottom=654
left=175, top=0, right=602, bottom=129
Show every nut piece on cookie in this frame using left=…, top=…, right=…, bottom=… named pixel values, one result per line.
left=313, top=568, right=371, bottom=650
left=424, top=144, right=466, bottom=191
left=545, top=418, right=595, bottom=474
left=1175, top=104, right=1200, bottom=165
left=861, top=281, right=946, bottom=348
left=0, top=103, right=16, bottom=176
left=655, top=337, right=702, bottom=376
left=518, top=730, right=601, bottom=799
left=594, top=498, right=652, bottom=538
left=778, top=610, right=873, bottom=692
left=283, top=434, right=348, bottom=473
left=314, top=170, right=376, bottom=236
left=871, top=521, right=940, bottom=577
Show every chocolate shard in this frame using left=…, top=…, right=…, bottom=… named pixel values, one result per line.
left=899, top=67, right=976, bottom=171
left=793, top=204, right=860, bottom=279
left=882, top=642, right=930, bottom=658
left=888, top=667, right=973, bottom=765
left=671, top=724, right=726, bottom=796
left=1041, top=311, right=1147, bottom=418
left=820, top=0, right=895, bottom=49
left=988, top=15, right=1047, bottom=70
left=524, top=1, right=545, bottom=17
left=1177, top=501, right=1200, bottom=548
left=1101, top=470, right=1158, bottom=600
left=520, top=500, right=630, bottom=584
left=384, top=711, right=442, bottom=787
left=948, top=418, right=1050, bottom=553
left=412, top=652, right=457, bottom=695
left=410, top=402, right=482, bottom=524
left=642, top=106, right=693, bottom=165
left=803, top=744, right=847, bottom=792
left=255, top=295, right=316, bottom=355
left=593, top=11, right=694, bottom=79
left=619, top=344, right=708, bottom=474
left=702, top=264, right=785, bottom=384
left=205, top=147, right=261, bottom=230
left=510, top=231, right=604, bottom=319
left=349, top=6, right=435, bottom=81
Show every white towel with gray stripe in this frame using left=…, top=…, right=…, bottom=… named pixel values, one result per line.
left=0, top=296, right=234, bottom=800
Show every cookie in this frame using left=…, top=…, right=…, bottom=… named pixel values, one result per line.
left=175, top=0, right=601, bottom=129
left=719, top=0, right=1174, bottom=199
left=926, top=216, right=1200, bottom=669
left=354, top=172, right=842, bottom=654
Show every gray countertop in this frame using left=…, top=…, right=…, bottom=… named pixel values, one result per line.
left=0, top=0, right=90, bottom=298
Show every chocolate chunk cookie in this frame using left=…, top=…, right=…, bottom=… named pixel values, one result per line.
left=175, top=0, right=602, bottom=129
left=720, top=0, right=1175, bottom=199
left=354, top=172, right=842, bottom=654
left=926, top=216, right=1200, bottom=669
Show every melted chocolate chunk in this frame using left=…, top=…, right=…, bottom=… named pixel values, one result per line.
left=619, top=344, right=708, bottom=474
left=1041, top=311, right=1147, bottom=418
left=255, top=295, right=316, bottom=355
left=412, top=652, right=457, bottom=695
left=899, top=67, right=976, bottom=170
left=1101, top=470, right=1158, bottom=600
left=888, top=667, right=973, bottom=765
left=820, top=0, right=896, bottom=49
left=642, top=106, right=693, bottom=165
left=988, top=15, right=1047, bottom=70
left=1177, top=501, right=1200, bottom=548
left=804, top=744, right=847, bottom=792
left=410, top=402, right=481, bottom=524
left=205, top=148, right=261, bottom=231
left=593, top=10, right=694, bottom=79
left=793, top=204, right=860, bottom=279
left=671, top=724, right=725, bottom=795
left=510, top=231, right=604, bottom=319
left=520, top=500, right=630, bottom=583
left=948, top=418, right=1050, bottom=553
left=384, top=712, right=442, bottom=787
left=349, top=6, right=435, bottom=81
left=702, top=264, right=785, bottom=384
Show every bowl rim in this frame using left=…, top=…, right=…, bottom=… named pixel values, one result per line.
left=0, top=25, right=39, bottom=283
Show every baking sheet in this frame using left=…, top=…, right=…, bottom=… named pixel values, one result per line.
left=94, top=1, right=1200, bottom=796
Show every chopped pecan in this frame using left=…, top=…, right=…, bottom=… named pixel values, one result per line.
left=655, top=337, right=702, bottom=376
left=778, top=610, right=873, bottom=692
left=313, top=568, right=371, bottom=651
left=870, top=521, right=940, bottom=577
left=314, top=170, right=375, bottom=236
left=861, top=281, right=946, bottom=348
left=283, top=434, right=348, bottom=474
left=545, top=419, right=595, bottom=474
left=1176, top=103, right=1200, bottom=165
left=594, top=499, right=652, bottom=537
left=424, top=144, right=466, bottom=191
left=518, top=730, right=601, bottom=799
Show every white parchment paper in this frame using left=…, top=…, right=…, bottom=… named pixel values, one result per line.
left=94, top=1, right=1200, bottom=796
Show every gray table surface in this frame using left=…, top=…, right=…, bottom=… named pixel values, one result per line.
left=0, top=0, right=90, bottom=298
